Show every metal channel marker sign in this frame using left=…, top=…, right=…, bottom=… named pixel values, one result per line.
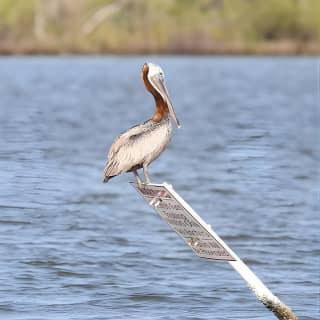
left=131, top=182, right=236, bottom=261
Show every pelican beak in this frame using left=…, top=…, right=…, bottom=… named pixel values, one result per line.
left=149, top=75, right=181, bottom=128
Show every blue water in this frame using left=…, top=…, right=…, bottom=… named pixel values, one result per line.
left=0, top=56, right=319, bottom=320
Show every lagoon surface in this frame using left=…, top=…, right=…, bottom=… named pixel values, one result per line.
left=0, top=56, right=319, bottom=320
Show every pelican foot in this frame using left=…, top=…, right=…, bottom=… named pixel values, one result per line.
left=143, top=165, right=151, bottom=184
left=137, top=179, right=143, bottom=188
left=133, top=170, right=143, bottom=188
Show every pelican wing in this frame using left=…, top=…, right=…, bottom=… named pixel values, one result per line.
left=104, top=122, right=151, bottom=177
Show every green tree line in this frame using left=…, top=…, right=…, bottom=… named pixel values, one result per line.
left=0, top=0, right=319, bottom=54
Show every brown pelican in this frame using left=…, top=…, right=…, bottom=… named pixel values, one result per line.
left=103, top=62, right=180, bottom=185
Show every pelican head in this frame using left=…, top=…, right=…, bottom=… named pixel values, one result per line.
left=144, top=62, right=181, bottom=128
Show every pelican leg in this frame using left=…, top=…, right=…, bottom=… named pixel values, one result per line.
left=143, top=164, right=151, bottom=184
left=133, top=170, right=143, bottom=187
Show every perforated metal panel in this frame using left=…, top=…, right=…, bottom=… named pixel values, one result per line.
left=131, top=182, right=236, bottom=261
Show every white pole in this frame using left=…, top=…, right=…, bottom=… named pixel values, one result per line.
left=162, top=183, right=298, bottom=320
left=228, top=259, right=297, bottom=320
left=132, top=182, right=298, bottom=320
